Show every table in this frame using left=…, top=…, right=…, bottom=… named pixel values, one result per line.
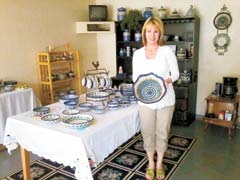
left=0, top=88, right=39, bottom=145
left=203, top=95, right=239, bottom=140
left=3, top=98, right=140, bottom=179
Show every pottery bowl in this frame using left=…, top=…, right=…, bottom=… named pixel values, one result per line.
left=59, top=94, right=79, bottom=104
left=64, top=100, right=78, bottom=109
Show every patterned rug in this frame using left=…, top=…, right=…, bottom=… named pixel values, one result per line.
left=2, top=133, right=196, bottom=180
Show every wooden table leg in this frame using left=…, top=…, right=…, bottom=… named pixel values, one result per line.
left=228, top=128, right=232, bottom=140
left=20, top=147, right=30, bottom=180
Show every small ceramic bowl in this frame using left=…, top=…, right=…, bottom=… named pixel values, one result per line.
left=59, top=94, right=79, bottom=105
left=4, top=85, right=14, bottom=92
left=33, top=106, right=50, bottom=116
left=64, top=100, right=78, bottom=109
left=79, top=102, right=93, bottom=112
left=92, top=105, right=106, bottom=114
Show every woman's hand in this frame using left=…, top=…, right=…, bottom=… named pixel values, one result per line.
left=165, top=78, right=172, bottom=86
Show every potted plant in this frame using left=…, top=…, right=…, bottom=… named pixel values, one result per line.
left=120, top=9, right=144, bottom=32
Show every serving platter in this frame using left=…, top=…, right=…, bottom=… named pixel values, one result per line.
left=62, top=114, right=94, bottom=129
left=133, top=73, right=166, bottom=104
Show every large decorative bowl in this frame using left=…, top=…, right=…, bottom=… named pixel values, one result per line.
left=133, top=73, right=166, bottom=104
left=41, top=114, right=61, bottom=125
left=86, top=91, right=109, bottom=101
left=62, top=114, right=94, bottom=129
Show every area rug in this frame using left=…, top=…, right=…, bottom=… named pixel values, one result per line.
left=2, top=133, right=196, bottom=180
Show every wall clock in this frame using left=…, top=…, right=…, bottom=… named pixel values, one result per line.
left=213, top=5, right=232, bottom=55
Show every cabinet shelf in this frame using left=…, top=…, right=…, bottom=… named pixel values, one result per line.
left=37, top=50, right=81, bottom=105
left=203, top=117, right=235, bottom=128
left=115, top=17, right=200, bottom=126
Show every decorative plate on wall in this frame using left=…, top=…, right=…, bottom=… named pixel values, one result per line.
left=213, top=12, right=232, bottom=30
left=133, top=73, right=166, bottom=104
left=213, top=33, right=230, bottom=49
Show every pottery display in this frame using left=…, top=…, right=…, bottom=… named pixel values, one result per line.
left=142, top=7, right=153, bottom=20
left=158, top=6, right=167, bottom=19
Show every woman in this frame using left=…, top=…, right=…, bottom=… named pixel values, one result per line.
left=132, top=17, right=179, bottom=180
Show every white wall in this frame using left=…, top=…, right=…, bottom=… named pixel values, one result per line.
left=0, top=0, right=96, bottom=97
left=96, top=0, right=240, bottom=115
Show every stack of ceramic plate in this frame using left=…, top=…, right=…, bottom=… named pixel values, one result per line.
left=128, top=96, right=138, bottom=104
left=107, top=100, right=120, bottom=110
left=119, top=83, right=134, bottom=96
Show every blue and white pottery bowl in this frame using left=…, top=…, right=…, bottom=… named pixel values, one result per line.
left=78, top=102, right=93, bottom=112
left=64, top=100, right=78, bottom=109
left=33, top=106, right=50, bottom=116
left=62, top=114, right=94, bottom=129
left=41, top=114, right=61, bottom=125
left=59, top=94, right=79, bottom=105
left=92, top=105, right=106, bottom=114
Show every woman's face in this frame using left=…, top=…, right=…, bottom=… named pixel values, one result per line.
left=145, top=25, right=160, bottom=45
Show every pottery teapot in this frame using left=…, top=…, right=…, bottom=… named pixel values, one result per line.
left=180, top=70, right=191, bottom=83
left=143, top=7, right=153, bottom=20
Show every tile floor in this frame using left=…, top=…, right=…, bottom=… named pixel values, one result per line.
left=0, top=119, right=240, bottom=180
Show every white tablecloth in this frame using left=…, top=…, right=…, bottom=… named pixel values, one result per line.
left=3, top=100, right=140, bottom=179
left=0, top=88, right=38, bottom=144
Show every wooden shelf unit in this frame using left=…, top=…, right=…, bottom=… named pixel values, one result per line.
left=37, top=50, right=81, bottom=105
left=203, top=95, right=239, bottom=140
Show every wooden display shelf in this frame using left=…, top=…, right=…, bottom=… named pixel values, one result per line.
left=37, top=50, right=81, bottom=105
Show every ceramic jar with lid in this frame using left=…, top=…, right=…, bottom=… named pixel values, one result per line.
left=123, top=29, right=131, bottom=42
left=142, top=7, right=153, bottom=20
left=117, top=7, right=126, bottom=21
left=134, top=31, right=141, bottom=42
left=158, top=6, right=167, bottom=19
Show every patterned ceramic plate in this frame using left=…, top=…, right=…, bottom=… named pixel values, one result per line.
left=133, top=73, right=166, bottom=104
left=62, top=114, right=94, bottom=128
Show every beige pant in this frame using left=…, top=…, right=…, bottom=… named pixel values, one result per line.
left=138, top=104, right=174, bottom=153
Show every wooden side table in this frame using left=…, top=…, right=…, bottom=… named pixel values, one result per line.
left=203, top=95, right=239, bottom=140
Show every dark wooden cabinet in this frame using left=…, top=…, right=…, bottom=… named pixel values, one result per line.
left=114, top=17, right=200, bottom=126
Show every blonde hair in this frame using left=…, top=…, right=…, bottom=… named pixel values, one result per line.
left=141, top=17, right=165, bottom=46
